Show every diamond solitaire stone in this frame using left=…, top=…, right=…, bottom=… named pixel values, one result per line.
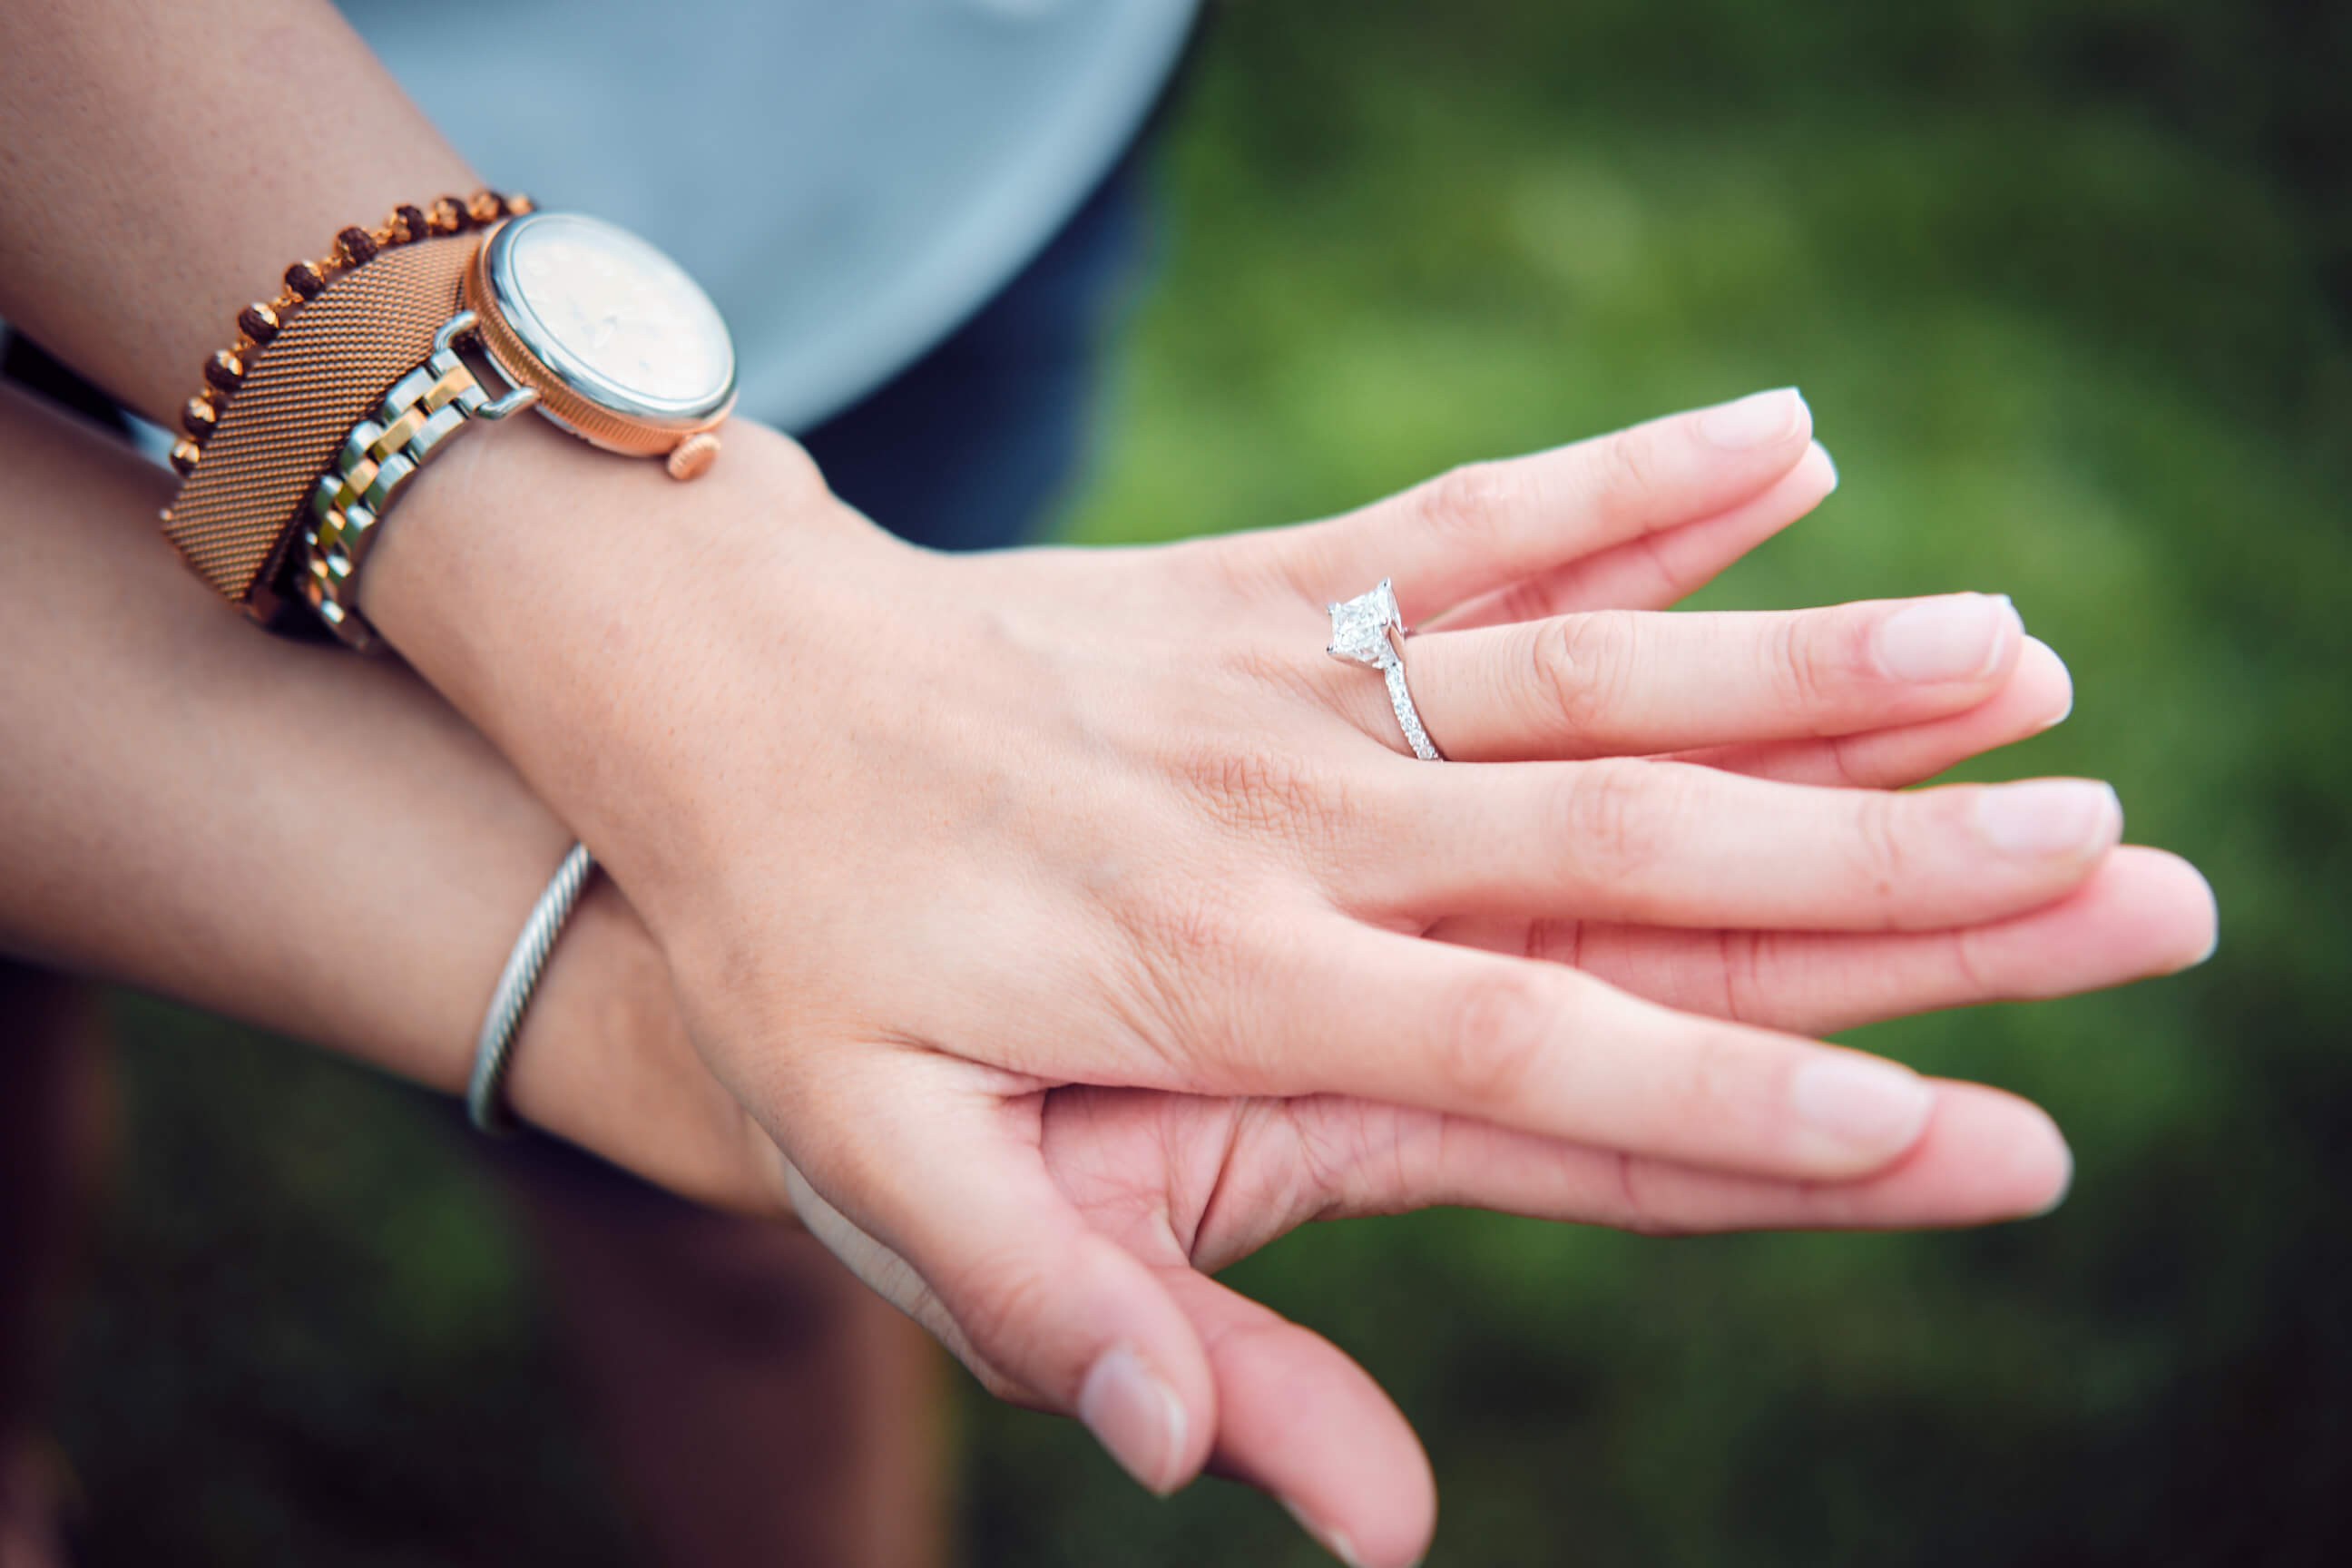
left=1327, top=578, right=1404, bottom=667
left=1325, top=577, right=1445, bottom=761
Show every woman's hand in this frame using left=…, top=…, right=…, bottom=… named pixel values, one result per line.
left=505, top=482, right=2206, bottom=1565
left=354, top=390, right=2214, bottom=1563
left=1, top=383, right=2212, bottom=1567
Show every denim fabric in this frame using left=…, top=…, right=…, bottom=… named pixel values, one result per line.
left=795, top=150, right=1150, bottom=554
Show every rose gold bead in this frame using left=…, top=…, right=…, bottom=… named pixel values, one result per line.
left=395, top=203, right=429, bottom=243
left=335, top=225, right=379, bottom=266
left=203, top=348, right=245, bottom=394
left=466, top=191, right=503, bottom=224
left=238, top=301, right=281, bottom=345
left=505, top=192, right=534, bottom=216
left=170, top=439, right=201, bottom=477
left=427, top=197, right=466, bottom=235
left=285, top=260, right=327, bottom=299
left=181, top=396, right=220, bottom=441
left=666, top=432, right=721, bottom=481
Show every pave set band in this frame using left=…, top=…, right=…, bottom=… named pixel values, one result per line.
left=1327, top=578, right=1445, bottom=762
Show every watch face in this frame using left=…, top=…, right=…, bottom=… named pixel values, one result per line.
left=483, top=212, right=735, bottom=425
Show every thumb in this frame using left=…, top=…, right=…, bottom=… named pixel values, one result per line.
left=787, top=1075, right=1219, bottom=1495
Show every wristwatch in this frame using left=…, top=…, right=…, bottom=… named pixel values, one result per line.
left=464, top=210, right=737, bottom=479
left=294, top=212, right=738, bottom=645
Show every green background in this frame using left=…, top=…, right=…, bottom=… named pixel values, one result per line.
left=53, top=3, right=2351, bottom=1563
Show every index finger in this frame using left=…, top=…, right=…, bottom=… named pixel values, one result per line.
left=1248, top=388, right=1818, bottom=622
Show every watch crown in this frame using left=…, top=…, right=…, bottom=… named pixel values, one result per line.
left=666, top=432, right=720, bottom=482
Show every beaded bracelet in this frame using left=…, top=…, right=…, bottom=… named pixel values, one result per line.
left=161, top=235, right=485, bottom=609
left=168, top=188, right=531, bottom=480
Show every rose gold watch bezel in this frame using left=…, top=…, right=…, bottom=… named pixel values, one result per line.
left=462, top=216, right=736, bottom=459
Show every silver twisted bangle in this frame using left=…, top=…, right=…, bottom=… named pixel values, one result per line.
left=466, top=841, right=597, bottom=1135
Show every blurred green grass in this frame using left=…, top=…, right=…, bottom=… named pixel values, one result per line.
left=998, top=3, right=2352, bottom=1562
left=58, top=3, right=2351, bottom=1564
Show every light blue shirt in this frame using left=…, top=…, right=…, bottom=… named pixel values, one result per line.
left=344, top=0, right=1196, bottom=429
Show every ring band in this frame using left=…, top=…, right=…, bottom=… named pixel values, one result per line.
left=1327, top=578, right=1445, bottom=761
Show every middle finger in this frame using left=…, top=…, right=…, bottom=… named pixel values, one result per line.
left=1349, top=757, right=2123, bottom=931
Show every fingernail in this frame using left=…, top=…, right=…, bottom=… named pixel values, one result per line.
left=2033, top=1142, right=2076, bottom=1218
left=1698, top=387, right=1805, bottom=448
left=2026, top=637, right=2073, bottom=731
left=2181, top=866, right=2220, bottom=968
left=1079, top=1344, right=1187, bottom=1496
left=1791, top=1054, right=1933, bottom=1153
left=1810, top=438, right=1839, bottom=493
left=1975, top=779, right=2122, bottom=858
left=1283, top=1498, right=1368, bottom=1568
left=1875, top=593, right=2020, bottom=683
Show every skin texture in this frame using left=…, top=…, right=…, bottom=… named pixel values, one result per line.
left=0, top=5, right=2220, bottom=1561
left=0, top=387, right=2217, bottom=1563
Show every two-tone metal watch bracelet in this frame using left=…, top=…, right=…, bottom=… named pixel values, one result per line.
left=294, top=311, right=538, bottom=648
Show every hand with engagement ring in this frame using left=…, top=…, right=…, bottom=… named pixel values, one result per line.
left=318, top=387, right=2215, bottom=1563
left=4, top=380, right=2212, bottom=1565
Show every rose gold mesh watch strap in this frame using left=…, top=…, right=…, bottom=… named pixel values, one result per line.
left=160, top=236, right=478, bottom=608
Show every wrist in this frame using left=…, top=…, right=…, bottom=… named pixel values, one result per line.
left=500, top=872, right=796, bottom=1218
left=356, top=410, right=893, bottom=897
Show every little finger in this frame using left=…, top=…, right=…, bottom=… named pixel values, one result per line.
left=1433, top=845, right=2215, bottom=1035
left=1246, top=924, right=1936, bottom=1181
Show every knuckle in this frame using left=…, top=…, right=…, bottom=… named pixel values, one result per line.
left=1766, top=613, right=1838, bottom=719
left=1612, top=1152, right=1690, bottom=1239
left=1106, top=882, right=1308, bottom=1082
left=1411, top=458, right=1520, bottom=543
left=1665, top=1024, right=1752, bottom=1142
left=1123, top=882, right=1248, bottom=971
left=1818, top=730, right=1870, bottom=789
left=939, top=1247, right=1056, bottom=1366
left=1485, top=575, right=1558, bottom=627
left=1438, top=968, right=1555, bottom=1104
left=1783, top=607, right=1882, bottom=720
left=1181, top=745, right=1330, bottom=843
left=1557, top=758, right=1673, bottom=880
left=1110, top=881, right=1246, bottom=1023
left=1946, top=924, right=2000, bottom=999
left=1531, top=612, right=1640, bottom=739
left=1714, top=927, right=1775, bottom=1025
left=1590, top=425, right=1664, bottom=517
left=1845, top=789, right=1911, bottom=916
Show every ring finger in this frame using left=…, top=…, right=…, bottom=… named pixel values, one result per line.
left=1342, top=592, right=2025, bottom=762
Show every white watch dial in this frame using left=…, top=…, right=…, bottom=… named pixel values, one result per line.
left=491, top=212, right=734, bottom=417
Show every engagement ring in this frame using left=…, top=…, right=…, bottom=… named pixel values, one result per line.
left=1327, top=578, right=1444, bottom=761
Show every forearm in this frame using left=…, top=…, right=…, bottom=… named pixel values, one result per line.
left=0, top=0, right=476, bottom=425
left=0, top=0, right=859, bottom=929
left=0, top=385, right=783, bottom=1212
